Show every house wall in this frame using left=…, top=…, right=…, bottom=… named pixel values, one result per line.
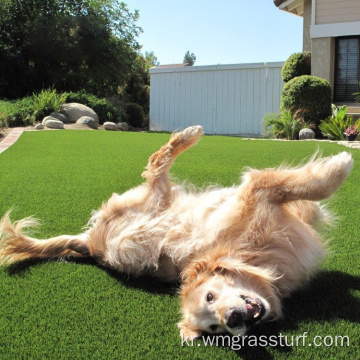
left=315, top=0, right=360, bottom=25
left=311, top=37, right=335, bottom=91
left=149, top=63, right=284, bottom=136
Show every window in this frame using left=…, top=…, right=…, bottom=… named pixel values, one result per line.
left=334, top=37, right=360, bottom=102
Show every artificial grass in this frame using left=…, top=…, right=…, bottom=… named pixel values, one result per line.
left=0, top=130, right=359, bottom=359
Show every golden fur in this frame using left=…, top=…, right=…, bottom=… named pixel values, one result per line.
left=0, top=126, right=353, bottom=338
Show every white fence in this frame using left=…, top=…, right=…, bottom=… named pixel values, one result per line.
left=149, top=62, right=284, bottom=136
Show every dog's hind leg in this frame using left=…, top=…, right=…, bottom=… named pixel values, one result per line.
left=141, top=126, right=203, bottom=206
left=241, top=151, right=353, bottom=204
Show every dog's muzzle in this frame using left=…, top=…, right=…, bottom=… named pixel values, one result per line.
left=226, top=296, right=265, bottom=329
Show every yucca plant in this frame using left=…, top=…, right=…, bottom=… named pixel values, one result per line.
left=319, top=104, right=360, bottom=140
left=263, top=109, right=305, bottom=140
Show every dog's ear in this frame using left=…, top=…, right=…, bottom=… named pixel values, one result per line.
left=178, top=320, right=202, bottom=340
left=181, top=260, right=208, bottom=285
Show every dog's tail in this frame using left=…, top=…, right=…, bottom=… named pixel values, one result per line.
left=0, top=212, right=89, bottom=266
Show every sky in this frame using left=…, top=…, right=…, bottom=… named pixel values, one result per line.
left=125, top=0, right=304, bottom=66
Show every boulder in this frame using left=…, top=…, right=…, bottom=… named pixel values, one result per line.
left=299, top=128, right=315, bottom=140
left=103, top=122, right=117, bottom=131
left=35, top=123, right=44, bottom=130
left=60, top=103, right=99, bottom=123
left=42, top=115, right=59, bottom=125
left=117, top=122, right=129, bottom=131
left=50, top=111, right=68, bottom=123
left=44, top=119, right=64, bottom=129
left=76, top=116, right=98, bottom=129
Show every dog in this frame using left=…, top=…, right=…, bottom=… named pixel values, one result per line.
left=0, top=125, right=353, bottom=339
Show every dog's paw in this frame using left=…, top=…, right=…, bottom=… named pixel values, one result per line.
left=326, top=151, right=353, bottom=177
left=180, top=125, right=203, bottom=142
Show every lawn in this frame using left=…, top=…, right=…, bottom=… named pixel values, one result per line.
left=0, top=130, right=359, bottom=360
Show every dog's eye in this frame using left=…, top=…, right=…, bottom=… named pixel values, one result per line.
left=206, top=292, right=214, bottom=302
left=209, top=324, right=218, bottom=332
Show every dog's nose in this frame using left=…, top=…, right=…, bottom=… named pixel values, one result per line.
left=225, top=308, right=245, bottom=328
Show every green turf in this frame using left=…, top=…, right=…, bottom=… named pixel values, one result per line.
left=0, top=131, right=359, bottom=359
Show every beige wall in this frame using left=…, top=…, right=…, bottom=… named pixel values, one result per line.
left=303, top=0, right=312, bottom=51
left=316, top=0, right=360, bottom=24
left=311, top=37, right=335, bottom=92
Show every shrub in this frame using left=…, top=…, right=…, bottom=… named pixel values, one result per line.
left=64, top=91, right=123, bottom=124
left=281, top=75, right=332, bottom=128
left=32, top=89, right=67, bottom=122
left=263, top=110, right=305, bottom=140
left=319, top=104, right=360, bottom=140
left=0, top=97, right=34, bottom=126
left=281, top=52, right=311, bottom=83
left=125, top=103, right=146, bottom=128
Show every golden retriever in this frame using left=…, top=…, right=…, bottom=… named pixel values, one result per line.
left=0, top=126, right=353, bottom=339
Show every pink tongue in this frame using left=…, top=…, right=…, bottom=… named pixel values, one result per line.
left=244, top=303, right=258, bottom=321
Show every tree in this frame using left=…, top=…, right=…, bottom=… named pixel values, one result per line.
left=183, top=51, right=196, bottom=66
left=0, top=0, right=142, bottom=99
left=144, top=51, right=160, bottom=70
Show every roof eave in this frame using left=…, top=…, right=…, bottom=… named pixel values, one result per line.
left=274, top=0, right=304, bottom=17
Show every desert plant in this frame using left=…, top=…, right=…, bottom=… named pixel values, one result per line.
left=263, top=109, right=305, bottom=140
left=281, top=75, right=332, bottom=128
left=281, top=51, right=311, bottom=83
left=319, top=104, right=360, bottom=140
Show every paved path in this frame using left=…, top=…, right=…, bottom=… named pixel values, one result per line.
left=0, top=127, right=25, bottom=154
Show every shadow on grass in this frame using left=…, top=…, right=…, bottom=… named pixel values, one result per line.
left=219, top=270, right=360, bottom=359
left=6, top=260, right=360, bottom=359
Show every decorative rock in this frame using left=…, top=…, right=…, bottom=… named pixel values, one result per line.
left=117, top=122, right=129, bottom=131
left=44, top=119, right=64, bottom=129
left=76, top=116, right=98, bottom=129
left=42, top=115, right=59, bottom=125
left=60, top=103, right=99, bottom=123
left=50, top=112, right=68, bottom=123
left=103, top=122, right=117, bottom=131
left=35, top=123, right=44, bottom=130
left=299, top=128, right=315, bottom=140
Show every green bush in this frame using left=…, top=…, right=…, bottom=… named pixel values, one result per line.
left=125, top=103, right=146, bottom=128
left=0, top=97, right=34, bottom=126
left=281, top=75, right=332, bottom=127
left=64, top=91, right=123, bottom=125
left=32, top=89, right=67, bottom=122
left=319, top=104, right=360, bottom=140
left=281, top=52, right=311, bottom=83
left=263, top=110, right=305, bottom=140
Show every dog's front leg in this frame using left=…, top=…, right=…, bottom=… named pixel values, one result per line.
left=141, top=126, right=203, bottom=207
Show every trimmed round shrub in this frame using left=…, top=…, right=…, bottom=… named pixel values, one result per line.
left=281, top=75, right=332, bottom=127
left=281, top=52, right=311, bottom=83
left=125, top=103, right=146, bottom=128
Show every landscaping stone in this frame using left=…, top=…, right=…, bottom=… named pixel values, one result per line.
left=103, top=121, right=117, bottom=131
left=50, top=111, right=68, bottom=123
left=44, top=119, right=64, bottom=129
left=60, top=103, right=99, bottom=123
left=76, top=116, right=98, bottom=129
left=117, top=122, right=129, bottom=131
left=299, top=128, right=315, bottom=140
left=42, top=115, right=60, bottom=125
left=35, top=123, right=44, bottom=130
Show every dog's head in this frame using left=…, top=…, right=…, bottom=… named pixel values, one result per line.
left=178, top=254, right=282, bottom=339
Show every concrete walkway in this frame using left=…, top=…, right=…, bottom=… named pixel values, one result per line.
left=0, top=127, right=25, bottom=154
